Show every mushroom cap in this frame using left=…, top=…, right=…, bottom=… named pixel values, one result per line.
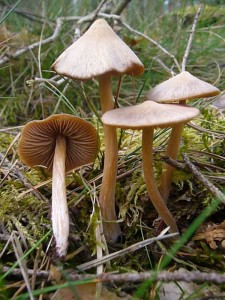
left=213, top=92, right=225, bottom=109
left=52, top=19, right=144, bottom=80
left=18, top=114, right=100, bottom=173
left=147, top=71, right=220, bottom=103
left=102, top=101, right=199, bottom=129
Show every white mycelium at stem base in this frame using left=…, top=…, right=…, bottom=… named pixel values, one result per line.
left=99, top=74, right=122, bottom=241
left=142, top=127, right=179, bottom=233
left=52, top=135, right=69, bottom=257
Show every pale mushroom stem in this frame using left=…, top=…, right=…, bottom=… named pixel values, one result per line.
left=142, top=127, right=179, bottom=233
left=52, top=135, right=69, bottom=257
left=98, top=74, right=122, bottom=241
left=159, top=123, right=185, bottom=204
left=98, top=74, right=114, bottom=113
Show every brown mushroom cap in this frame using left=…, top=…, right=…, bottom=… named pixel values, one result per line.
left=147, top=71, right=220, bottom=103
left=102, top=100, right=199, bottom=129
left=18, top=114, right=100, bottom=173
left=52, top=19, right=144, bottom=80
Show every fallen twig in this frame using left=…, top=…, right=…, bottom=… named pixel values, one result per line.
left=188, top=122, right=225, bottom=139
left=76, top=229, right=178, bottom=271
left=3, top=266, right=225, bottom=285
left=0, top=16, right=80, bottom=65
left=182, top=6, right=202, bottom=71
left=163, top=154, right=225, bottom=203
left=0, top=1, right=128, bottom=66
left=0, top=152, right=46, bottom=202
left=119, top=18, right=181, bottom=72
left=1, top=7, right=181, bottom=79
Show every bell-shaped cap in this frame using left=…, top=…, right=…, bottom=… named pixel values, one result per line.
left=52, top=19, right=144, bottom=80
left=102, top=101, right=199, bottom=129
left=18, top=114, right=100, bottom=173
left=147, top=71, right=220, bottom=103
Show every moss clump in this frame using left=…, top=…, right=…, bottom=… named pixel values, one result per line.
left=0, top=179, right=50, bottom=245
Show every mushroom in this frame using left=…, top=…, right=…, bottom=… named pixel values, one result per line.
left=102, top=101, right=200, bottom=233
left=52, top=19, right=144, bottom=241
left=147, top=71, right=220, bottom=204
left=18, top=114, right=100, bottom=257
left=147, top=71, right=220, bottom=103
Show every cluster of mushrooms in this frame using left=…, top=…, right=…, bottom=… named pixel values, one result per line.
left=18, top=19, right=221, bottom=258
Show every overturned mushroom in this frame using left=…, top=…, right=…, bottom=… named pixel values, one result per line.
left=147, top=71, right=220, bottom=204
left=52, top=19, right=144, bottom=241
left=18, top=114, right=100, bottom=257
left=102, top=101, right=199, bottom=233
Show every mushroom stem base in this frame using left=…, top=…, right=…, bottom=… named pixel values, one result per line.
left=142, top=128, right=179, bottom=233
left=159, top=123, right=184, bottom=204
left=99, top=125, right=122, bottom=242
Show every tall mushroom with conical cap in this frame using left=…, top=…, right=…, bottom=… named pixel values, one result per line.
left=18, top=114, right=100, bottom=257
left=147, top=71, right=220, bottom=204
left=102, top=101, right=200, bottom=233
left=52, top=19, right=144, bottom=112
left=52, top=19, right=144, bottom=242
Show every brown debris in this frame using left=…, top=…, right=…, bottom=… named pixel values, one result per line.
left=194, top=221, right=225, bottom=249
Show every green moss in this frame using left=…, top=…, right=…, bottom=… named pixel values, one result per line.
left=0, top=133, right=14, bottom=152
left=0, top=179, right=50, bottom=244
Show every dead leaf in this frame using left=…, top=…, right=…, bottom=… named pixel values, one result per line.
left=194, top=221, right=225, bottom=249
left=51, top=282, right=131, bottom=300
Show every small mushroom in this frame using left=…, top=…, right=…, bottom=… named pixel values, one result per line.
left=18, top=114, right=100, bottom=257
left=147, top=71, right=220, bottom=203
left=147, top=71, right=220, bottom=103
left=52, top=19, right=144, bottom=241
left=102, top=101, right=199, bottom=233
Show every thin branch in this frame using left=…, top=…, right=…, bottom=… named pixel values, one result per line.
left=0, top=152, right=46, bottom=202
left=0, top=0, right=109, bottom=66
left=182, top=153, right=225, bottom=202
left=153, top=57, right=176, bottom=76
left=3, top=266, right=225, bottom=285
left=112, top=0, right=132, bottom=15
left=100, top=12, right=181, bottom=72
left=0, top=2, right=111, bottom=66
left=62, top=270, right=225, bottom=285
left=181, top=6, right=202, bottom=72
left=27, top=76, right=65, bottom=87
left=76, top=0, right=108, bottom=25
left=118, top=18, right=181, bottom=72
left=163, top=154, right=225, bottom=204
left=0, top=16, right=79, bottom=65
left=1, top=9, right=181, bottom=78
left=76, top=230, right=178, bottom=271
left=188, top=122, right=225, bottom=138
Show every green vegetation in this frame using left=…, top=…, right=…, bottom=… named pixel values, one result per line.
left=0, top=0, right=225, bottom=299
